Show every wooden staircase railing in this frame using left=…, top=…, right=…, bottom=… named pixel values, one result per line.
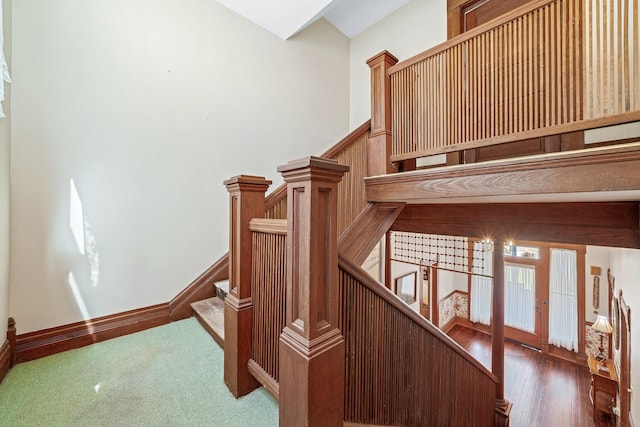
left=247, top=218, right=287, bottom=398
left=339, top=253, right=498, bottom=427
left=225, top=153, right=505, bottom=425
left=265, top=120, right=370, bottom=237
left=387, top=0, right=640, bottom=163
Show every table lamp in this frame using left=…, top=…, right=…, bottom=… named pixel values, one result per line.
left=592, top=315, right=614, bottom=362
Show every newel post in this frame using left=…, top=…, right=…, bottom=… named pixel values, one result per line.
left=223, top=175, right=271, bottom=398
left=277, top=157, right=349, bottom=427
left=367, top=50, right=398, bottom=176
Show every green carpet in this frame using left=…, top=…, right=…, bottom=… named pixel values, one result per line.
left=0, top=318, right=278, bottom=426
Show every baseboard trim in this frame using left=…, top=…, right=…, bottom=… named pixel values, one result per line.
left=15, top=304, right=170, bottom=363
left=169, top=254, right=229, bottom=321
left=0, top=339, right=10, bottom=383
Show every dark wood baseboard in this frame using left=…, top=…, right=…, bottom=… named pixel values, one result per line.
left=441, top=316, right=472, bottom=334
left=0, top=339, right=10, bottom=383
left=12, top=255, right=230, bottom=364
left=169, top=254, right=229, bottom=321
left=15, top=304, right=170, bottom=363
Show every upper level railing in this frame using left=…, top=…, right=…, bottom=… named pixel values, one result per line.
left=389, top=0, right=640, bottom=162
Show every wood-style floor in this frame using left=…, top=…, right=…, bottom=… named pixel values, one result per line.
left=448, top=326, right=615, bottom=427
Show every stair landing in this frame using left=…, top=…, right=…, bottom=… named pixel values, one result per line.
left=191, top=297, right=225, bottom=347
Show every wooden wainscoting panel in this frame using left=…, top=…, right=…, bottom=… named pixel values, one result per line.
left=169, top=254, right=229, bottom=321
left=0, top=339, right=10, bottom=383
left=15, top=304, right=170, bottom=363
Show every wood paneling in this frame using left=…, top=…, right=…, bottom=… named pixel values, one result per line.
left=339, top=255, right=498, bottom=426
left=169, top=253, right=229, bottom=321
left=390, top=203, right=640, bottom=249
left=14, top=304, right=170, bottom=363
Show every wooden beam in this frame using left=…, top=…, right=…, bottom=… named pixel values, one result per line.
left=367, top=143, right=640, bottom=204
left=390, top=203, right=640, bottom=249
left=338, top=202, right=405, bottom=266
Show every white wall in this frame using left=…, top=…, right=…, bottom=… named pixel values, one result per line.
left=348, top=0, right=447, bottom=129
left=437, top=269, right=468, bottom=301
left=0, top=0, right=11, bottom=342
left=609, top=247, right=640, bottom=423
left=584, top=246, right=611, bottom=323
left=10, top=0, right=349, bottom=333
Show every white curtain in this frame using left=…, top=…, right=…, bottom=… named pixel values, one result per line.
left=470, top=242, right=492, bottom=325
left=548, top=249, right=578, bottom=352
left=504, top=264, right=536, bottom=333
left=0, top=0, right=11, bottom=118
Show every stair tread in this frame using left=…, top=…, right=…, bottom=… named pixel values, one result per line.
left=191, top=297, right=225, bottom=346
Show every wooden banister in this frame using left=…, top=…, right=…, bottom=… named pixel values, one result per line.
left=384, top=0, right=640, bottom=163
left=338, top=254, right=498, bottom=426
left=265, top=120, right=371, bottom=229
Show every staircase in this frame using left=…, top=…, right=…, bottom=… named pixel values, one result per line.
left=191, top=280, right=228, bottom=347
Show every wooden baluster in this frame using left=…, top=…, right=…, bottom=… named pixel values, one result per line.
left=492, top=240, right=512, bottom=426
left=277, top=156, right=349, bottom=427
left=367, top=51, right=399, bottom=176
left=223, top=175, right=271, bottom=398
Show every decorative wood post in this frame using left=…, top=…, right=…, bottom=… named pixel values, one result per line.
left=277, top=157, right=349, bottom=427
left=492, top=240, right=512, bottom=426
left=367, top=51, right=399, bottom=176
left=223, top=175, right=271, bottom=398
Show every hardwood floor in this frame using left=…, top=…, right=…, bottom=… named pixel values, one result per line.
left=448, top=326, right=616, bottom=427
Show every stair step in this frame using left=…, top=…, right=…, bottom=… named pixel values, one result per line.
left=215, top=280, right=229, bottom=300
left=191, top=297, right=225, bottom=347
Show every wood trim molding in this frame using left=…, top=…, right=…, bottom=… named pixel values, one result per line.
left=169, top=254, right=229, bottom=321
left=15, top=304, right=170, bottom=363
left=0, top=339, right=10, bottom=384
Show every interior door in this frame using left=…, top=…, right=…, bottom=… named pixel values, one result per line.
left=504, top=261, right=542, bottom=348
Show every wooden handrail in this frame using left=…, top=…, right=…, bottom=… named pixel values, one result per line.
left=338, top=253, right=497, bottom=380
left=389, top=0, right=555, bottom=74
left=264, top=120, right=371, bottom=221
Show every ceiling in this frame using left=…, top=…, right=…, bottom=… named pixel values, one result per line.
left=213, top=0, right=411, bottom=40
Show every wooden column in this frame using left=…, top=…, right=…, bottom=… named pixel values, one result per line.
left=491, top=240, right=512, bottom=426
left=277, top=156, right=348, bottom=427
left=367, top=51, right=398, bottom=176
left=223, top=175, right=271, bottom=398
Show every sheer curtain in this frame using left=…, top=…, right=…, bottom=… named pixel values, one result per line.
left=504, top=264, right=536, bottom=332
left=470, top=242, right=492, bottom=325
left=548, top=248, right=578, bottom=352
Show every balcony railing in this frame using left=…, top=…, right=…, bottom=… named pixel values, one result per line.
left=389, top=0, right=640, bottom=162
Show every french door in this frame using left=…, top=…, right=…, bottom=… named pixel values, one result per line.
left=504, top=261, right=542, bottom=348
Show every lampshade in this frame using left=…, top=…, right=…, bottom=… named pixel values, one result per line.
left=592, top=315, right=614, bottom=334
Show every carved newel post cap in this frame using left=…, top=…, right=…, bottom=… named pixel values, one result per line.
left=277, top=156, right=349, bottom=176
left=223, top=174, right=272, bottom=189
